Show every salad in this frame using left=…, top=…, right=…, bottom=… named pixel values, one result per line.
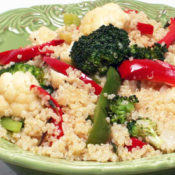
left=0, top=3, right=175, bottom=162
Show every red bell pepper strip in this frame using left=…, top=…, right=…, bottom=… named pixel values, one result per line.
left=126, top=137, right=146, bottom=152
left=158, top=17, right=175, bottom=47
left=124, top=9, right=138, bottom=14
left=137, top=22, right=154, bottom=35
left=43, top=56, right=102, bottom=95
left=30, top=84, right=64, bottom=139
left=0, top=39, right=64, bottom=65
left=118, top=59, right=175, bottom=86
left=170, top=18, right=175, bottom=24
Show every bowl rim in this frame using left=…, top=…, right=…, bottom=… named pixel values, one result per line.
left=1, top=138, right=175, bottom=175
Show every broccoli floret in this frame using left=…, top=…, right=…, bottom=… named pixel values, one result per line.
left=108, top=95, right=139, bottom=124
left=130, top=43, right=167, bottom=61
left=127, top=118, right=163, bottom=149
left=127, top=120, right=138, bottom=136
left=70, top=24, right=130, bottom=75
left=0, top=63, right=44, bottom=84
left=70, top=24, right=167, bottom=75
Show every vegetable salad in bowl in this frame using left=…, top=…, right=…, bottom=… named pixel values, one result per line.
left=0, top=2, right=175, bottom=163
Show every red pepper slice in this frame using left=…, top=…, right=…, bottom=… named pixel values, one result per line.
left=118, top=59, right=175, bottom=86
left=137, top=22, right=154, bottom=35
left=158, top=17, right=175, bottom=47
left=170, top=17, right=175, bottom=24
left=0, top=39, right=64, bottom=65
left=30, top=85, right=64, bottom=139
left=43, top=56, right=102, bottom=95
left=126, top=137, right=146, bottom=152
left=124, top=9, right=138, bottom=14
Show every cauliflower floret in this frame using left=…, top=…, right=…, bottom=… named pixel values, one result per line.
left=29, top=26, right=57, bottom=44
left=0, top=95, right=10, bottom=116
left=50, top=69, right=68, bottom=88
left=80, top=3, right=130, bottom=35
left=159, top=129, right=175, bottom=153
left=0, top=72, right=40, bottom=118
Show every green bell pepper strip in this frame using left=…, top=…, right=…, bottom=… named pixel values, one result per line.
left=87, top=67, right=121, bottom=144
left=1, top=117, right=23, bottom=133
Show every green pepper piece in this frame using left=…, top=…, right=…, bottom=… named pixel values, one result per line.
left=1, top=117, right=23, bottom=133
left=87, top=67, right=121, bottom=144
left=63, top=13, right=80, bottom=26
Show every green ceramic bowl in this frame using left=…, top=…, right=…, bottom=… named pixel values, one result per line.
left=1, top=0, right=175, bottom=175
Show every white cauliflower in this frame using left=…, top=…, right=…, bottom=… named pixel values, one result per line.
left=29, top=26, right=57, bottom=44
left=0, top=72, right=40, bottom=118
left=80, top=3, right=130, bottom=35
left=50, top=69, right=67, bottom=88
left=159, top=129, right=175, bottom=152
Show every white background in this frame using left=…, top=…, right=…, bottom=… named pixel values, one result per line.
left=0, top=0, right=175, bottom=13
left=0, top=0, right=175, bottom=175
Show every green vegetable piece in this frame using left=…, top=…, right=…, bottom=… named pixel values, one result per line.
left=108, top=95, right=139, bottom=124
left=41, top=85, right=54, bottom=94
left=130, top=43, right=167, bottom=61
left=87, top=67, right=121, bottom=144
left=127, top=118, right=163, bottom=149
left=111, top=142, right=117, bottom=153
left=127, top=120, right=138, bottom=136
left=164, top=21, right=170, bottom=28
left=63, top=13, right=80, bottom=26
left=0, top=63, right=44, bottom=85
left=1, top=117, right=23, bottom=133
left=71, top=24, right=130, bottom=75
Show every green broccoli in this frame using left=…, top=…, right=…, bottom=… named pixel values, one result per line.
left=70, top=24, right=130, bottom=75
left=127, top=118, right=163, bottom=149
left=108, top=95, right=139, bottom=124
left=70, top=24, right=167, bottom=75
left=130, top=43, right=167, bottom=61
left=0, top=63, right=44, bottom=84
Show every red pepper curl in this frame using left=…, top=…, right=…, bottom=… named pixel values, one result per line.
left=30, top=85, right=64, bottom=140
left=118, top=59, right=175, bottom=86
left=0, top=39, right=64, bottom=65
left=158, top=17, right=175, bottom=48
left=43, top=56, right=102, bottom=95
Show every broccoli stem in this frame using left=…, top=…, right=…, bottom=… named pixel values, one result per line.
left=147, top=133, right=163, bottom=149
left=87, top=67, right=121, bottom=144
